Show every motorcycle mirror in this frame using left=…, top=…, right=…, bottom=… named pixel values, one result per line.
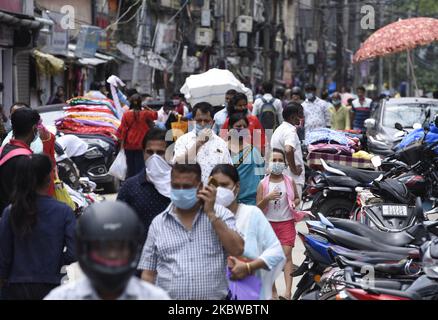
left=318, top=213, right=335, bottom=228
left=394, top=122, right=404, bottom=131
left=371, top=156, right=382, bottom=168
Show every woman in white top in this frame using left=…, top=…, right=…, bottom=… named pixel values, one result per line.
left=256, top=149, right=301, bottom=300
left=210, top=164, right=285, bottom=300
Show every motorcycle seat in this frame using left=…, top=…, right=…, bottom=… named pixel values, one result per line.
left=335, top=255, right=407, bottom=276
left=325, top=228, right=419, bottom=256
left=327, top=162, right=384, bottom=184
left=329, top=245, right=408, bottom=264
left=328, top=218, right=415, bottom=247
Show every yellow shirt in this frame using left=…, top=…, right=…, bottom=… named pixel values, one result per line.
left=328, top=105, right=351, bottom=130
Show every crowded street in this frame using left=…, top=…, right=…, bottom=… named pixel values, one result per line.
left=1, top=0, right=438, bottom=306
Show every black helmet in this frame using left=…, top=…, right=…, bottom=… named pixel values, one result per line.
left=423, top=238, right=438, bottom=279
left=76, top=201, right=145, bottom=294
left=291, top=86, right=301, bottom=95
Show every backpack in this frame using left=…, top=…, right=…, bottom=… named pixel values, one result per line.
left=258, top=98, right=278, bottom=130
left=0, top=145, right=32, bottom=166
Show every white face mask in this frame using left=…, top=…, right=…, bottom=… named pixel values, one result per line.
left=215, top=186, right=236, bottom=208
left=145, top=154, right=172, bottom=198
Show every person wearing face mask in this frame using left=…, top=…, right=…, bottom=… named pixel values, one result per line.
left=210, top=164, right=285, bottom=300
left=227, top=113, right=264, bottom=205
left=213, top=90, right=237, bottom=135
left=117, top=94, right=158, bottom=179
left=301, top=83, right=332, bottom=139
left=271, top=103, right=305, bottom=199
left=173, top=102, right=232, bottom=185
left=117, top=128, right=171, bottom=235
left=138, top=163, right=244, bottom=300
left=221, top=93, right=266, bottom=156
left=351, top=86, right=373, bottom=131
left=256, top=149, right=304, bottom=300
left=328, top=92, right=351, bottom=130
left=0, top=108, right=40, bottom=215
left=2, top=103, right=57, bottom=197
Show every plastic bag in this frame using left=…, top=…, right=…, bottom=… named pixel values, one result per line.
left=54, top=179, right=76, bottom=211
left=109, top=148, right=127, bottom=181
left=226, top=267, right=262, bottom=300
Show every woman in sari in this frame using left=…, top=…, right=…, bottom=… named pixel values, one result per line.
left=227, top=112, right=265, bottom=205
left=210, top=164, right=285, bottom=300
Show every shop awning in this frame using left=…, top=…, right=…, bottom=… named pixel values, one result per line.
left=0, top=11, right=42, bottom=29
left=67, top=44, right=115, bottom=66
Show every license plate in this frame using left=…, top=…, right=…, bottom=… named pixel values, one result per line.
left=381, top=205, right=408, bottom=217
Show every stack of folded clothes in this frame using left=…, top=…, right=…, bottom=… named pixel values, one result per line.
left=305, top=128, right=361, bottom=156
left=56, top=97, right=122, bottom=143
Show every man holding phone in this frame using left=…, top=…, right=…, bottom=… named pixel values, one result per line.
left=173, top=102, right=232, bottom=184
left=139, top=163, right=244, bottom=300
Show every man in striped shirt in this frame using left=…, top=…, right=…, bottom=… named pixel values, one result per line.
left=138, top=163, right=244, bottom=300
left=351, top=86, right=373, bottom=131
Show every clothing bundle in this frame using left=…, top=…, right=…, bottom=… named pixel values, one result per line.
left=56, top=97, right=122, bottom=143
left=306, top=128, right=361, bottom=156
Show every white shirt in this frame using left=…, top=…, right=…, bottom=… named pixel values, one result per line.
left=213, top=107, right=228, bottom=135
left=252, top=94, right=284, bottom=123
left=172, top=131, right=232, bottom=184
left=44, top=277, right=170, bottom=300
left=156, top=107, right=171, bottom=124
left=265, top=181, right=292, bottom=222
left=271, top=122, right=305, bottom=185
left=302, top=97, right=331, bottom=137
left=352, top=97, right=373, bottom=109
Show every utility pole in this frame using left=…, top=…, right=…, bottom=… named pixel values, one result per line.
left=343, top=0, right=349, bottom=87
left=378, top=0, right=384, bottom=94
left=352, top=0, right=360, bottom=90
left=335, top=0, right=344, bottom=91
left=406, top=9, right=412, bottom=97
left=132, top=0, right=150, bottom=88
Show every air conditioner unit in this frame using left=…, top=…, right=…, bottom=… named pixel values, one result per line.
left=195, top=28, right=213, bottom=46
left=305, top=40, right=318, bottom=54
left=236, top=15, right=253, bottom=33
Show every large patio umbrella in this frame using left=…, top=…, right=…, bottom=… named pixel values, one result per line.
left=180, top=68, right=253, bottom=106
left=353, top=17, right=438, bottom=63
left=353, top=17, right=438, bottom=95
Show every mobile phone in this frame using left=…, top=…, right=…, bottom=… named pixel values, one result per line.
left=208, top=176, right=219, bottom=187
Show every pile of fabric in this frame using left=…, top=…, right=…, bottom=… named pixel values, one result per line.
left=56, top=97, right=122, bottom=143
left=305, top=128, right=362, bottom=156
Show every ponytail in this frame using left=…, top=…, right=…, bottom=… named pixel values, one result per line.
left=10, top=154, right=52, bottom=237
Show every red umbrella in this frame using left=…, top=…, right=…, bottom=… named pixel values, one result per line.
left=353, top=17, right=438, bottom=63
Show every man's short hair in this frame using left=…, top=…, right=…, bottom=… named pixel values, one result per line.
left=226, top=89, right=237, bottom=96
left=9, top=102, right=30, bottom=113
left=357, top=86, right=366, bottom=92
left=11, top=108, right=40, bottom=137
left=172, top=163, right=202, bottom=182
left=262, top=82, right=273, bottom=94
left=304, top=83, right=316, bottom=92
left=283, top=102, right=303, bottom=121
left=142, top=127, right=167, bottom=150
left=192, top=102, right=213, bottom=118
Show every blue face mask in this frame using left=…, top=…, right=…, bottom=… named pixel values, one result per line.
left=195, top=123, right=212, bottom=135
left=171, top=188, right=199, bottom=210
left=305, top=93, right=315, bottom=101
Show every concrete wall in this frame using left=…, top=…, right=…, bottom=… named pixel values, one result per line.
left=36, top=0, right=93, bottom=30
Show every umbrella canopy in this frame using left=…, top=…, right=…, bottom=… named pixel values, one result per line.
left=353, top=17, right=438, bottom=63
left=180, top=68, right=253, bottom=106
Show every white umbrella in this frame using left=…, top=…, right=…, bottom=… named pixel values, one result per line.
left=180, top=68, right=253, bottom=106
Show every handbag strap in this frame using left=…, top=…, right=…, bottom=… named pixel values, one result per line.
left=234, top=146, right=253, bottom=169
